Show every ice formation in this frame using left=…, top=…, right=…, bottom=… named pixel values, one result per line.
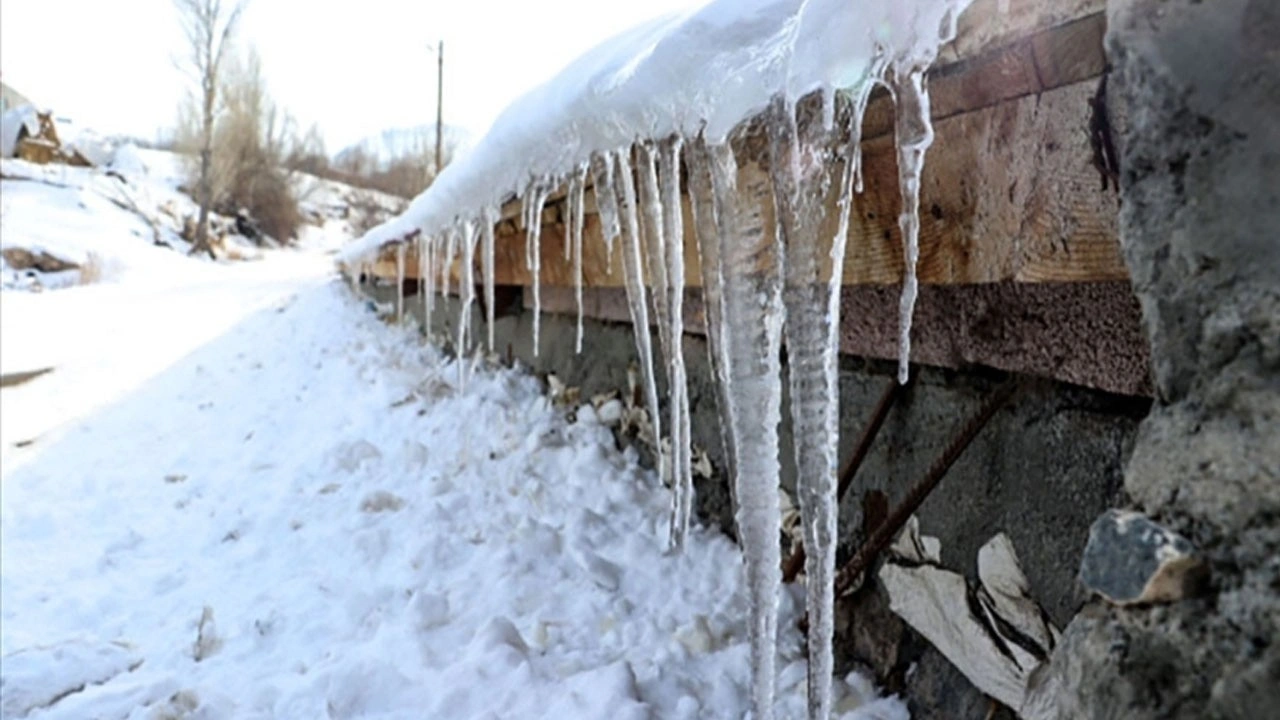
left=340, top=1, right=971, bottom=717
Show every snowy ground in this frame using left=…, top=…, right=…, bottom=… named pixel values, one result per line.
left=0, top=263, right=904, bottom=719
left=1, top=219, right=905, bottom=718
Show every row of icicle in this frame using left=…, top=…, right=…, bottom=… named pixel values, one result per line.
left=373, top=69, right=933, bottom=720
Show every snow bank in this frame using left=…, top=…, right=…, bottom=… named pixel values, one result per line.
left=340, top=0, right=968, bottom=265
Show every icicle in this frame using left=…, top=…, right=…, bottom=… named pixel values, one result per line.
left=685, top=135, right=738, bottom=516
left=612, top=147, right=665, bottom=509
left=394, top=243, right=407, bottom=323
left=424, top=235, right=436, bottom=333
left=636, top=142, right=681, bottom=550
left=891, top=66, right=933, bottom=385
left=853, top=77, right=879, bottom=194
left=424, top=230, right=435, bottom=320
left=589, top=153, right=620, bottom=267
left=821, top=85, right=836, bottom=133
left=707, top=137, right=785, bottom=720
left=458, top=220, right=478, bottom=372
left=768, top=92, right=843, bottom=720
left=523, top=181, right=550, bottom=357
left=657, top=136, right=693, bottom=550
left=440, top=226, right=455, bottom=301
left=636, top=143, right=671, bottom=362
left=481, top=206, right=497, bottom=354
left=569, top=166, right=587, bottom=354
left=562, top=198, right=573, bottom=262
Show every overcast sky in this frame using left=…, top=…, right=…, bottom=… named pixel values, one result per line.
left=0, top=0, right=700, bottom=151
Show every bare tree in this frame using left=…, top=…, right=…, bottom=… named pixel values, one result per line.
left=174, top=0, right=246, bottom=258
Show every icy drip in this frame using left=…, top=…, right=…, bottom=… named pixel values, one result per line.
left=636, top=144, right=672, bottom=368
left=658, top=138, right=693, bottom=549
left=394, top=243, right=407, bottom=323
left=458, top=221, right=478, bottom=366
left=441, top=227, right=455, bottom=301
left=481, top=206, right=497, bottom=353
left=637, top=141, right=688, bottom=551
left=684, top=136, right=738, bottom=514
left=522, top=181, right=550, bottom=357
left=568, top=167, right=587, bottom=354
left=424, top=234, right=435, bottom=320
left=612, top=148, right=665, bottom=499
left=589, top=153, right=620, bottom=267
left=424, top=236, right=436, bottom=332
left=562, top=195, right=573, bottom=262
left=891, top=66, right=933, bottom=384
left=706, top=140, right=785, bottom=720
left=767, top=94, right=840, bottom=720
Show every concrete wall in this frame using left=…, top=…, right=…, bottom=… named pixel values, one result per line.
left=368, top=282, right=1149, bottom=718
left=1042, top=1, right=1280, bottom=717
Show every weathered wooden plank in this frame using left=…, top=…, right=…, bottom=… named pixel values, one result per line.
left=846, top=78, right=1125, bottom=285
left=533, top=281, right=1152, bottom=397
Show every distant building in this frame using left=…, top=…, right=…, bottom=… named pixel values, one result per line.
left=1, top=81, right=33, bottom=113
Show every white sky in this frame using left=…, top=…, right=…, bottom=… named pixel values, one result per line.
left=0, top=0, right=701, bottom=151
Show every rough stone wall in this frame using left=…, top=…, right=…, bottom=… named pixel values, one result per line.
left=1046, top=1, right=1280, bottom=716
left=370, top=286, right=1147, bottom=718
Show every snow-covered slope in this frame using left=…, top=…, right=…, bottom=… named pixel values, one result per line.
left=0, top=146, right=399, bottom=290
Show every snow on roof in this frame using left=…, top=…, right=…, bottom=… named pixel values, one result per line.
left=339, top=0, right=970, bottom=266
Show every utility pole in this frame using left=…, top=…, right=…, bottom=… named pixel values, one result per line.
left=435, top=40, right=444, bottom=177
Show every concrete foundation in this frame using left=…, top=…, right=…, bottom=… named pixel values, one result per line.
left=368, top=282, right=1149, bottom=718
left=1041, top=1, right=1280, bottom=717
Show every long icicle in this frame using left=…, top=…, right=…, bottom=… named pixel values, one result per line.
left=441, top=226, right=455, bottom=303
left=563, top=193, right=573, bottom=262
left=613, top=147, right=665, bottom=503
left=523, top=180, right=550, bottom=357
left=569, top=166, right=587, bottom=354
left=637, top=143, right=671, bottom=362
left=418, top=233, right=429, bottom=327
left=891, top=65, right=933, bottom=384
left=768, top=93, right=842, bottom=720
left=637, top=141, right=684, bottom=550
left=458, top=220, right=478, bottom=376
left=424, top=234, right=436, bottom=335
left=481, top=206, right=497, bottom=354
left=657, top=136, right=693, bottom=549
left=394, top=242, right=406, bottom=323
left=685, top=135, right=738, bottom=517
left=709, top=136, right=785, bottom=720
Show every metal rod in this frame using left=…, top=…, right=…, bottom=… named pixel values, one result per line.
left=833, top=380, right=1018, bottom=597
left=782, top=377, right=904, bottom=582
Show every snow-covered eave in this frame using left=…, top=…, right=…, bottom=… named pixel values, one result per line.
left=338, top=0, right=971, bottom=271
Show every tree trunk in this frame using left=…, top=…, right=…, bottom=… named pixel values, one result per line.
left=191, top=68, right=218, bottom=260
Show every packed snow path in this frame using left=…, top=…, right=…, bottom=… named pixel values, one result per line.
left=0, top=252, right=903, bottom=719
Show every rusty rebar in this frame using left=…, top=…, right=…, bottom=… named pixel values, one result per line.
left=782, top=377, right=903, bottom=583
left=832, top=379, right=1018, bottom=597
